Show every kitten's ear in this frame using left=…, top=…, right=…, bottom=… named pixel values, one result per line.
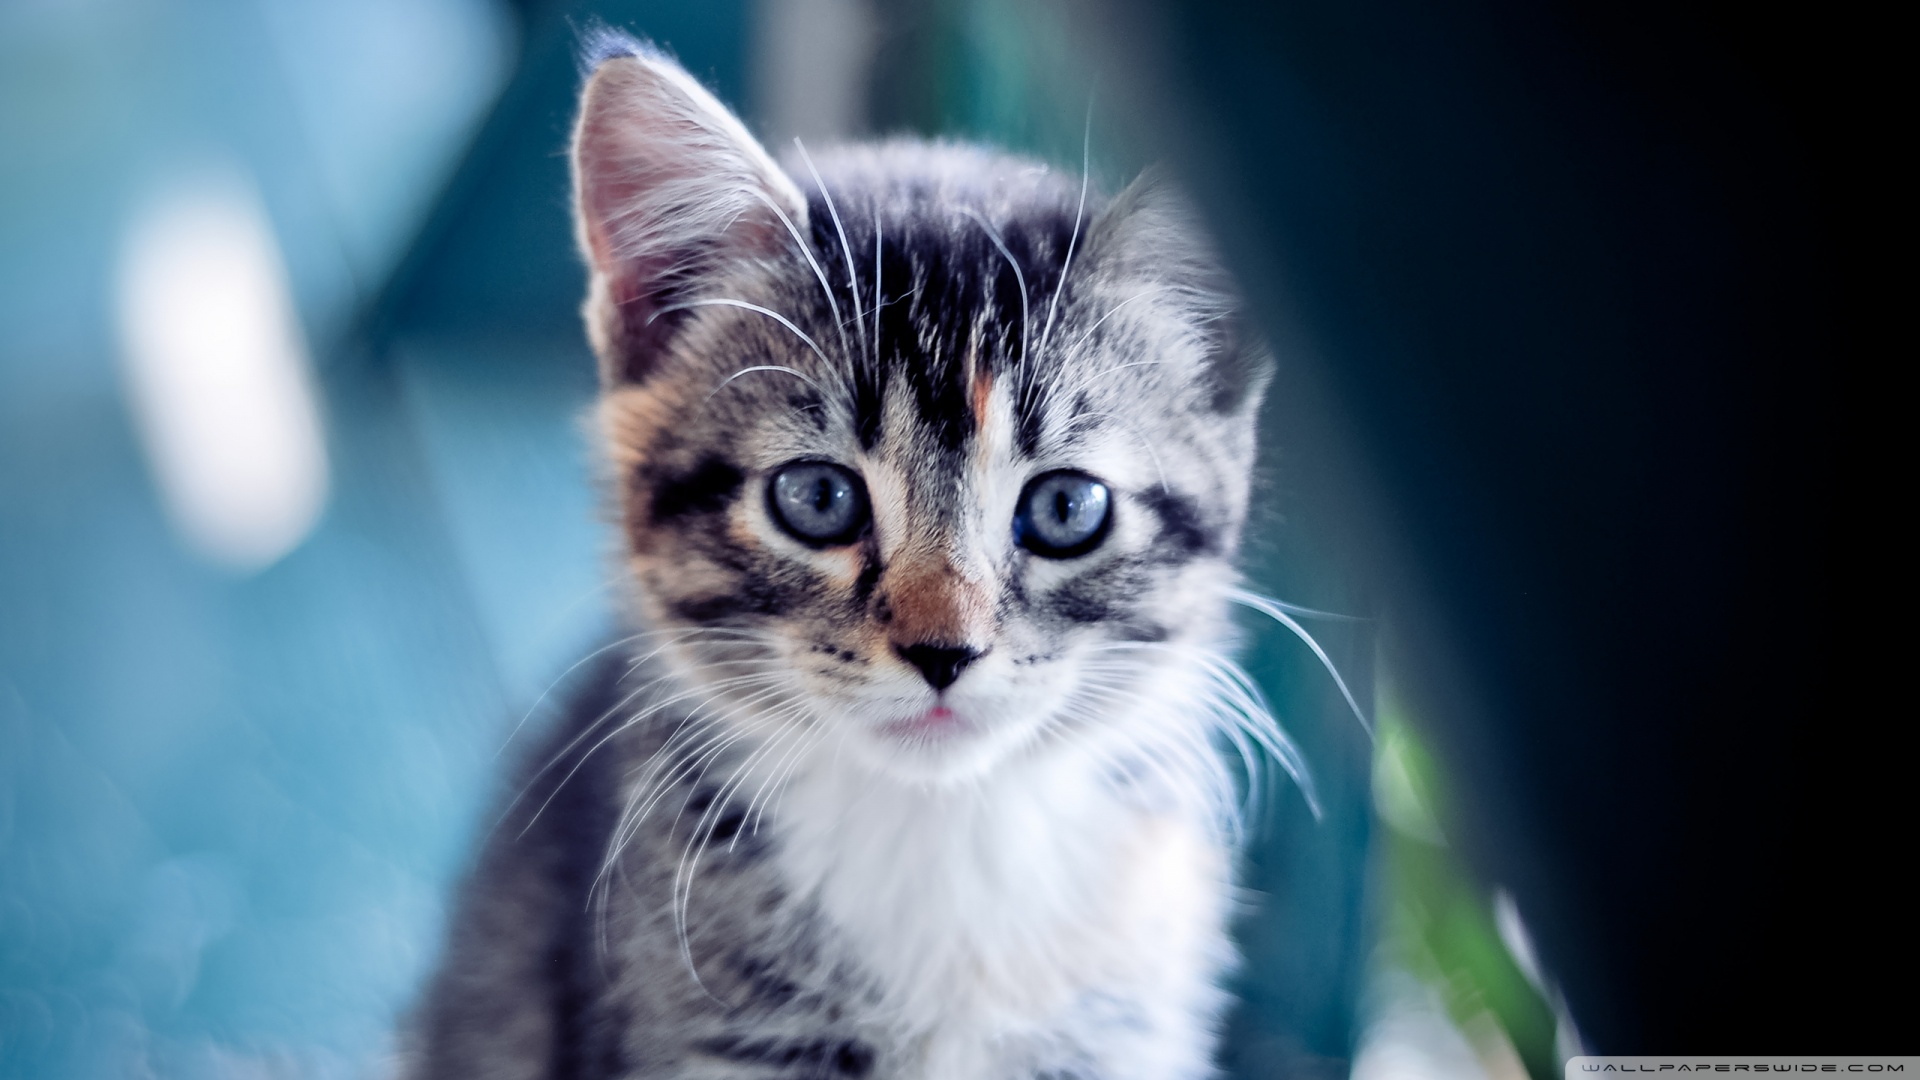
left=572, top=40, right=806, bottom=385
left=1085, top=169, right=1269, bottom=413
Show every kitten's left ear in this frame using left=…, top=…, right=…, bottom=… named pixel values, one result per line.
left=1083, top=169, right=1269, bottom=413
left=572, top=36, right=807, bottom=385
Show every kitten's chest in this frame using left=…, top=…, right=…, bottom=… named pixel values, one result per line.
left=768, top=750, right=1230, bottom=1071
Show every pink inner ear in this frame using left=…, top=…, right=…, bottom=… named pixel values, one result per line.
left=572, top=96, right=688, bottom=382
left=572, top=56, right=803, bottom=321
left=574, top=64, right=699, bottom=311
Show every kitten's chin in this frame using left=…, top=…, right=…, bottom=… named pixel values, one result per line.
left=839, top=702, right=1048, bottom=786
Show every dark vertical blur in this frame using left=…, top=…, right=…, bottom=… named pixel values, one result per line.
left=1076, top=0, right=1893, bottom=1052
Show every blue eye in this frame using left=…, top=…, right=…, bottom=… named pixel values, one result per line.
left=1015, top=471, right=1112, bottom=558
left=768, top=461, right=868, bottom=545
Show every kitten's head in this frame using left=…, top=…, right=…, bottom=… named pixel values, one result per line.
left=574, top=41, right=1267, bottom=784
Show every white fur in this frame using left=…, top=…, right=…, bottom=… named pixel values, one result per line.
left=768, top=713, right=1235, bottom=1080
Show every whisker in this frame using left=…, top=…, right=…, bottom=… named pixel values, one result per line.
left=498, top=670, right=681, bottom=833
left=620, top=719, right=742, bottom=833
left=794, top=138, right=868, bottom=363
left=628, top=719, right=763, bottom=998
left=958, top=207, right=1030, bottom=372
left=529, top=642, right=783, bottom=810
left=619, top=679, right=798, bottom=830
left=498, top=624, right=767, bottom=763
left=1038, top=96, right=1094, bottom=361
left=738, top=712, right=824, bottom=844
left=1228, top=588, right=1372, bottom=736
left=705, top=363, right=833, bottom=405
left=654, top=297, right=834, bottom=375
left=572, top=632, right=786, bottom=956
left=667, top=705, right=811, bottom=985
left=1060, top=288, right=1155, bottom=365
left=1046, top=696, right=1230, bottom=819
left=619, top=684, right=794, bottom=835
left=493, top=630, right=657, bottom=759
left=1054, top=358, right=1176, bottom=411
left=1229, top=588, right=1368, bottom=624
left=745, top=186, right=852, bottom=365
left=1076, top=639, right=1323, bottom=819
left=524, top=672, right=787, bottom=839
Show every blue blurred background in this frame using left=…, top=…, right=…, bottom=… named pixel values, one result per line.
left=1, top=1, right=586, bottom=1074
left=3, top=2, right=1396, bottom=1076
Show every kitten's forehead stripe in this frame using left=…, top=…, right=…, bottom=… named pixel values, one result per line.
left=803, top=158, right=1082, bottom=461
left=851, top=357, right=887, bottom=451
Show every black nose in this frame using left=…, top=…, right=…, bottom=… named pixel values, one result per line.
left=893, top=643, right=984, bottom=691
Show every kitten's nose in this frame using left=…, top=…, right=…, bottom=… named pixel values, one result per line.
left=893, top=642, right=984, bottom=691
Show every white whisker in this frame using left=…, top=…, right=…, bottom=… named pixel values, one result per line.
left=620, top=684, right=793, bottom=838
left=499, top=624, right=768, bottom=765
left=1228, top=588, right=1372, bottom=736
left=493, top=630, right=658, bottom=759
left=958, top=207, right=1030, bottom=371
left=745, top=186, right=851, bottom=365
left=1055, top=358, right=1176, bottom=409
left=737, top=713, right=821, bottom=845
left=654, top=297, right=834, bottom=372
left=667, top=704, right=811, bottom=983
left=705, top=363, right=833, bottom=404
left=1061, top=286, right=1156, bottom=364
left=1038, top=98, right=1094, bottom=361
left=795, top=138, right=868, bottom=363
left=1077, top=638, right=1323, bottom=820
left=526, top=671, right=786, bottom=839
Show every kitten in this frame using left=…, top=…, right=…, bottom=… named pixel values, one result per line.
left=411, top=33, right=1290, bottom=1080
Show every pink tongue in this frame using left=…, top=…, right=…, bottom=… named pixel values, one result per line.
left=926, top=706, right=954, bottom=721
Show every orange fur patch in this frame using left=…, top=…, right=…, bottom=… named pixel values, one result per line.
left=885, top=556, right=994, bottom=648
left=597, top=382, right=682, bottom=467
left=971, top=369, right=995, bottom=437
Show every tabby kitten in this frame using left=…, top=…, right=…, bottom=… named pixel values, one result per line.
left=413, top=33, right=1292, bottom=1080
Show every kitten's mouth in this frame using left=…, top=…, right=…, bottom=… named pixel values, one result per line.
left=880, top=705, right=969, bottom=741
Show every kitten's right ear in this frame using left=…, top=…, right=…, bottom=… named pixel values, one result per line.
left=1084, top=169, right=1268, bottom=415
left=571, top=38, right=806, bottom=385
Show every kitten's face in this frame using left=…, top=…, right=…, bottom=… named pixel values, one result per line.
left=575, top=53, right=1264, bottom=783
